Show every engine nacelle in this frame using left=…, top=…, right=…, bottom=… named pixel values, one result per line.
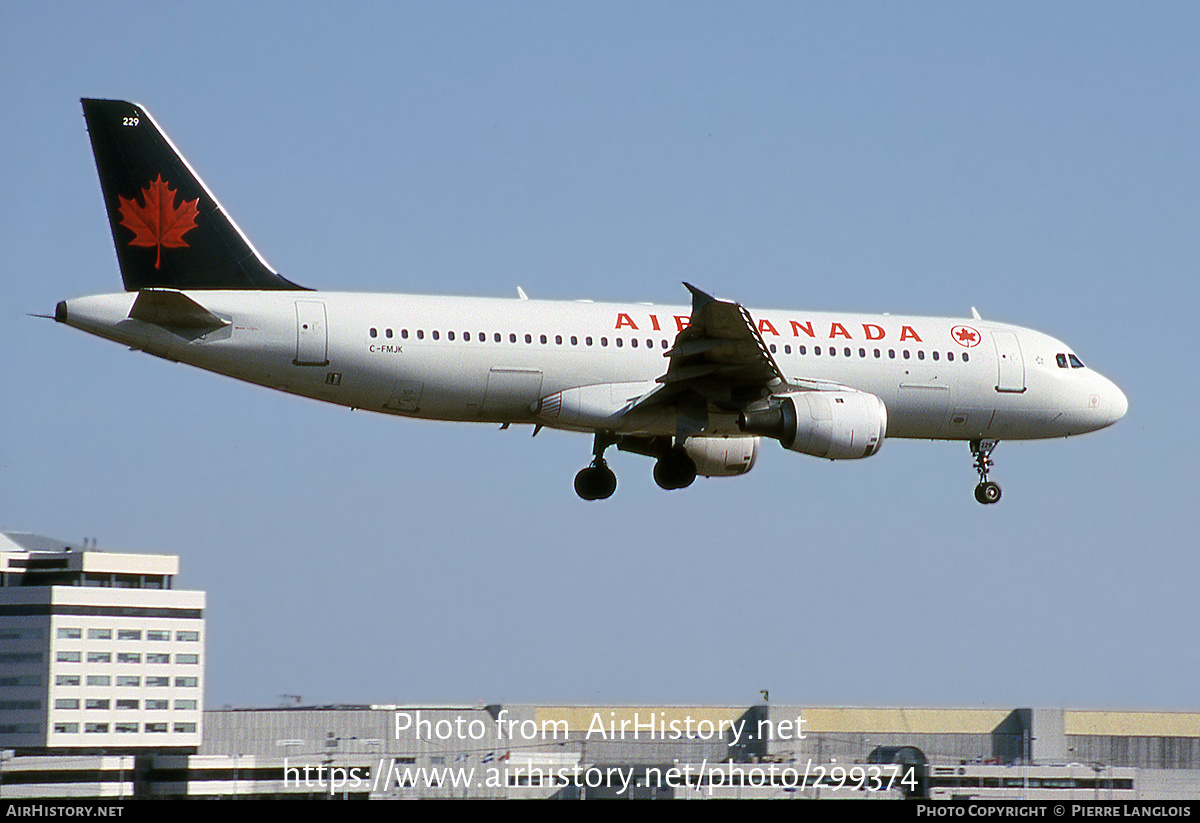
left=683, top=436, right=759, bottom=477
left=739, top=391, right=886, bottom=459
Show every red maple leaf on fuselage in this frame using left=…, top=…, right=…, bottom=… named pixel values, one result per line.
left=118, top=175, right=199, bottom=270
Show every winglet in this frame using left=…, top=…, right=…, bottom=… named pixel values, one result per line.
left=683, top=282, right=715, bottom=311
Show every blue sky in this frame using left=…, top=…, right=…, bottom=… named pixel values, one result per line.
left=2, top=2, right=1197, bottom=710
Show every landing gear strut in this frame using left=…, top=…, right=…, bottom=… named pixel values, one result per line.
left=970, top=439, right=1001, bottom=505
left=574, top=434, right=618, bottom=500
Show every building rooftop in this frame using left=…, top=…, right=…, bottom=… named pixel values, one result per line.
left=1, top=532, right=178, bottom=589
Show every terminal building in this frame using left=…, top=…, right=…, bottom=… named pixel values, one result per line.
left=1, top=531, right=1198, bottom=800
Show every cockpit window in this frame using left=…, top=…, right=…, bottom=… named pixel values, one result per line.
left=1056, top=353, right=1068, bottom=368
left=1068, top=354, right=1085, bottom=369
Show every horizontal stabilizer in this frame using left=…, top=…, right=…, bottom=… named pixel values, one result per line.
left=128, top=289, right=229, bottom=333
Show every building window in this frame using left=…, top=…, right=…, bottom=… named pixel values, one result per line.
left=145, top=723, right=168, bottom=733
left=87, top=676, right=110, bottom=686
left=56, top=628, right=82, bottom=639
left=174, top=700, right=198, bottom=710
left=55, top=699, right=80, bottom=710
left=117, top=676, right=141, bottom=687
left=174, top=723, right=198, bottom=733
left=175, top=677, right=199, bottom=688
left=146, top=677, right=170, bottom=687
left=147, top=653, right=170, bottom=664
left=0, top=676, right=41, bottom=687
left=87, top=652, right=111, bottom=663
left=117, top=653, right=141, bottom=664
left=86, top=699, right=110, bottom=710
left=115, top=723, right=139, bottom=733
left=55, top=675, right=81, bottom=686
left=176, top=654, right=199, bottom=665
left=54, top=723, right=79, bottom=734
left=146, top=700, right=169, bottom=710
left=147, top=631, right=170, bottom=641
left=88, top=629, right=112, bottom=640
left=115, top=700, right=139, bottom=710
left=176, top=631, right=200, bottom=642
left=84, top=724, right=109, bottom=734
left=56, top=651, right=81, bottom=663
left=117, top=630, right=142, bottom=641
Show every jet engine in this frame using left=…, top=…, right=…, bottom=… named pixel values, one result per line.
left=738, top=391, right=887, bottom=459
left=682, top=436, right=759, bottom=477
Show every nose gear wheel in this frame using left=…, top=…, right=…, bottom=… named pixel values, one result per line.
left=970, top=439, right=1001, bottom=505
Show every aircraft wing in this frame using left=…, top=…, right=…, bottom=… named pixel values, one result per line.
left=630, top=283, right=788, bottom=437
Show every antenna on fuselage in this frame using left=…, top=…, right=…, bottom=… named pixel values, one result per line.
left=516, top=286, right=529, bottom=300
left=971, top=307, right=982, bottom=320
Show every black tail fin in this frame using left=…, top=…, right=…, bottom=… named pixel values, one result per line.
left=81, top=98, right=305, bottom=291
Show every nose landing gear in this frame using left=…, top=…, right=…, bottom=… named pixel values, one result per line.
left=970, top=439, right=1001, bottom=505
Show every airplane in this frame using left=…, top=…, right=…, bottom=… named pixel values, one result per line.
left=54, top=99, right=1128, bottom=504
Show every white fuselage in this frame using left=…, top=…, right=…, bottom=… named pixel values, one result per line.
left=59, top=290, right=1128, bottom=443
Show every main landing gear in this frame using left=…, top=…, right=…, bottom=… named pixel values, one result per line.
left=574, top=434, right=618, bottom=501
left=970, top=439, right=1002, bottom=505
left=573, top=434, right=698, bottom=500
left=653, top=448, right=696, bottom=491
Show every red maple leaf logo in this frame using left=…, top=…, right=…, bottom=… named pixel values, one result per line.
left=951, top=325, right=981, bottom=347
left=118, top=175, right=199, bottom=270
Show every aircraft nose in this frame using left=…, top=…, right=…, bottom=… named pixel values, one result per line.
left=1108, top=380, right=1129, bottom=424
left=1096, top=377, right=1128, bottom=428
